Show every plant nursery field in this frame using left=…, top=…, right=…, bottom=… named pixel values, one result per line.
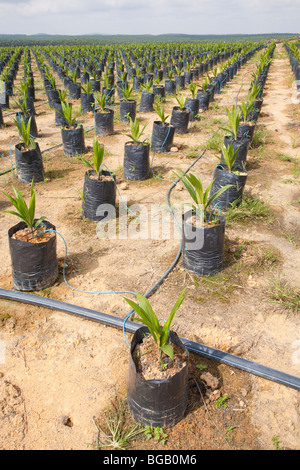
left=0, top=38, right=299, bottom=451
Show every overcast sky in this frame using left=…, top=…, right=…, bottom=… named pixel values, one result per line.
left=0, top=0, right=299, bottom=36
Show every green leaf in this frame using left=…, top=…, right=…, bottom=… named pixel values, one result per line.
left=160, top=344, right=174, bottom=360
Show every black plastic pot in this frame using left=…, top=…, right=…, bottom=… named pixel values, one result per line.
left=81, top=93, right=95, bottom=114
left=47, top=88, right=60, bottom=108
left=124, top=141, right=150, bottom=181
left=15, top=112, right=38, bottom=138
left=15, top=142, right=44, bottom=183
left=68, top=82, right=81, bottom=100
left=175, top=75, right=185, bottom=90
left=170, top=106, right=190, bottom=134
left=185, top=98, right=200, bottom=121
left=151, top=121, right=175, bottom=153
left=210, top=165, right=248, bottom=209
left=82, top=170, right=116, bottom=221
left=0, top=107, right=3, bottom=128
left=61, top=125, right=86, bottom=157
left=165, top=79, right=176, bottom=95
left=127, top=326, right=189, bottom=428
left=223, top=136, right=249, bottom=169
left=197, top=90, right=210, bottom=111
left=153, top=85, right=165, bottom=102
left=139, top=92, right=154, bottom=113
left=94, top=108, right=114, bottom=136
left=182, top=209, right=226, bottom=277
left=8, top=220, right=58, bottom=292
left=120, top=100, right=136, bottom=122
left=237, top=122, right=255, bottom=145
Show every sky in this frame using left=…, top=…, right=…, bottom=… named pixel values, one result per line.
left=0, top=0, right=299, bottom=36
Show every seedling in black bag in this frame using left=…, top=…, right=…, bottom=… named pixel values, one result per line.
left=2, top=179, right=45, bottom=233
left=124, top=288, right=187, bottom=369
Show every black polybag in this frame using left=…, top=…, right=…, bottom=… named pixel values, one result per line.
left=8, top=220, right=58, bottom=291
left=123, top=142, right=150, bottom=181
left=127, top=326, right=189, bottom=428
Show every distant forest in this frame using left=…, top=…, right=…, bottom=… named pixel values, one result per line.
left=0, top=33, right=298, bottom=47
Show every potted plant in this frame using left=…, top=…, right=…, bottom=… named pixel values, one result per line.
left=153, top=75, right=165, bottom=102
left=124, top=288, right=189, bottom=428
left=222, top=105, right=249, bottom=168
left=139, top=79, right=154, bottom=113
left=15, top=85, right=38, bottom=138
left=120, top=84, right=136, bottom=122
left=209, top=143, right=248, bottom=210
left=2, top=179, right=58, bottom=291
left=13, top=116, right=44, bottom=183
left=60, top=100, right=86, bottom=157
left=185, top=83, right=200, bottom=122
left=124, top=116, right=150, bottom=181
left=94, top=92, right=114, bottom=136
left=170, top=94, right=190, bottom=135
left=68, top=70, right=81, bottom=100
left=164, top=69, right=176, bottom=95
left=151, top=104, right=175, bottom=153
left=80, top=80, right=95, bottom=114
left=174, top=66, right=185, bottom=91
left=246, top=80, right=263, bottom=123
left=175, top=171, right=232, bottom=276
left=237, top=98, right=256, bottom=145
left=196, top=78, right=210, bottom=111
left=81, top=137, right=116, bottom=221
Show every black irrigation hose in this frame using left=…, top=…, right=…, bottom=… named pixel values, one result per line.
left=0, top=287, right=299, bottom=392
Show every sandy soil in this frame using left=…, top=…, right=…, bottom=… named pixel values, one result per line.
left=0, top=42, right=299, bottom=451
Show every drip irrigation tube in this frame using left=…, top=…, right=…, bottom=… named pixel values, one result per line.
left=0, top=287, right=299, bottom=392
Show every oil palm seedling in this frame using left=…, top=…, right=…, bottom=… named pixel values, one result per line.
left=13, top=115, right=44, bottom=182
left=125, top=288, right=190, bottom=428
left=120, top=83, right=136, bottom=122
left=175, top=170, right=232, bottom=276
left=185, top=83, right=200, bottom=121
left=170, top=94, right=190, bottom=134
left=139, top=79, right=154, bottom=112
left=60, top=99, right=86, bottom=157
left=2, top=179, right=58, bottom=291
left=94, top=92, right=114, bottom=136
left=81, top=138, right=116, bottom=221
left=210, top=143, right=248, bottom=210
left=151, top=103, right=175, bottom=153
left=124, top=116, right=150, bottom=181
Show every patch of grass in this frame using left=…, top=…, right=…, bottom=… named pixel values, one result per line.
left=268, top=278, right=300, bottom=313
left=251, top=126, right=271, bottom=148
left=225, top=193, right=272, bottom=225
left=92, top=398, right=145, bottom=450
left=202, top=131, right=223, bottom=152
